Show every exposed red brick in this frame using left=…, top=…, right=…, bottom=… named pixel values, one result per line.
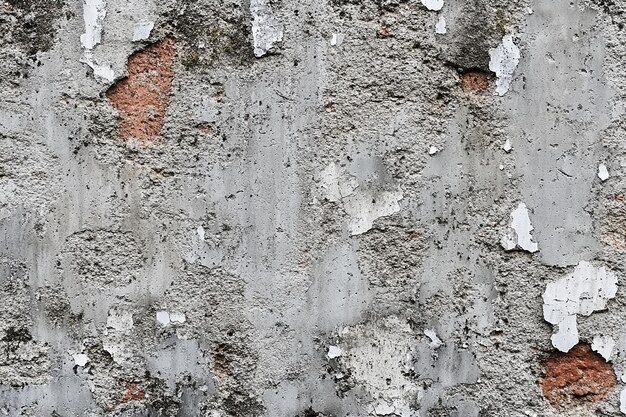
left=110, top=383, right=145, bottom=410
left=460, top=70, right=489, bottom=92
left=106, top=38, right=176, bottom=142
left=377, top=24, right=391, bottom=38
left=541, top=343, right=616, bottom=410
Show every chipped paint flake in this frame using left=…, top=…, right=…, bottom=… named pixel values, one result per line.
left=374, top=402, right=396, bottom=415
left=250, top=0, right=284, bottom=57
left=621, top=388, right=626, bottom=414
left=327, top=345, right=343, bottom=359
left=318, top=163, right=402, bottom=235
left=421, top=0, right=443, bottom=11
left=81, top=54, right=114, bottom=82
left=424, top=329, right=443, bottom=349
left=489, top=34, right=521, bottom=96
left=429, top=145, right=439, bottom=155
left=73, top=353, right=89, bottom=367
left=435, top=16, right=446, bottom=34
left=156, top=311, right=170, bottom=326
left=543, top=261, right=618, bottom=352
left=197, top=226, right=205, bottom=241
left=501, top=202, right=538, bottom=253
left=591, top=335, right=615, bottom=361
left=598, top=163, right=610, bottom=181
left=133, top=21, right=154, bottom=42
left=169, top=312, right=186, bottom=324
left=80, top=0, right=107, bottom=50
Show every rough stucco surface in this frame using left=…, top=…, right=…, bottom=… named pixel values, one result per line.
left=2, top=0, right=626, bottom=416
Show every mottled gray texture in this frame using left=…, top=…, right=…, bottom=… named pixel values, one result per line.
left=2, top=0, right=626, bottom=416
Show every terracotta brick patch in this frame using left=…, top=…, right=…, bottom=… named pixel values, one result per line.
left=541, top=343, right=616, bottom=409
left=460, top=70, right=489, bottom=92
left=106, top=38, right=176, bottom=141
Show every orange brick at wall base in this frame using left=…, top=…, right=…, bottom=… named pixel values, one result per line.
left=106, top=38, right=176, bottom=142
left=541, top=343, right=617, bottom=410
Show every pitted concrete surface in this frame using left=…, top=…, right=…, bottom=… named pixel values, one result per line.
left=2, top=0, right=626, bottom=416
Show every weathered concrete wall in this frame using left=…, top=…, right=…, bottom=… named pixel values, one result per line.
left=1, top=0, right=626, bottom=415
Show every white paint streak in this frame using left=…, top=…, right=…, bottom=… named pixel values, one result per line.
left=250, top=0, right=284, bottom=57
left=591, top=335, right=615, bottom=361
left=621, top=388, right=626, bottom=414
left=501, top=202, right=538, bottom=253
left=543, top=261, right=618, bottom=352
left=327, top=345, right=343, bottom=359
left=435, top=16, right=447, bottom=34
left=598, top=163, right=610, bottom=181
left=421, top=0, right=444, bottom=11
left=489, top=34, right=521, bottom=96
left=80, top=0, right=107, bottom=50
left=133, top=21, right=154, bottom=41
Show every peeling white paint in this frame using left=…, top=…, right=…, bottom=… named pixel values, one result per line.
left=81, top=55, right=115, bottom=82
left=72, top=353, right=89, bottom=367
left=429, top=145, right=439, bottom=155
left=330, top=34, right=345, bottom=47
left=197, top=226, right=205, bottom=241
left=435, top=16, right=447, bottom=34
left=424, top=329, right=443, bottom=349
left=489, top=34, right=521, bottom=96
left=502, top=139, right=512, bottom=153
left=327, top=345, right=343, bottom=359
left=344, top=190, right=403, bottom=236
left=501, top=202, right=538, bottom=253
left=80, top=0, right=107, bottom=50
left=156, top=311, right=171, bottom=326
left=169, top=312, right=186, bottom=324
left=598, top=163, right=610, bottom=181
left=421, top=0, right=444, bottom=11
left=157, top=311, right=186, bottom=326
left=250, top=0, right=284, bottom=57
left=591, top=335, right=615, bottom=361
left=543, top=261, right=618, bottom=352
left=133, top=21, right=154, bottom=41
left=319, top=163, right=403, bottom=235
left=621, top=388, right=626, bottom=414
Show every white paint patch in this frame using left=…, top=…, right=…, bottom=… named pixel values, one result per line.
left=133, top=21, right=154, bottom=41
left=157, top=311, right=185, bottom=326
left=424, top=329, right=443, bottom=349
left=429, top=145, right=439, bottom=155
left=421, top=0, right=443, bottom=11
left=621, top=388, right=626, bottom=414
left=591, top=335, right=615, bottom=361
left=327, top=345, right=343, bottom=359
left=598, top=163, right=610, bottom=181
left=250, top=0, right=284, bottom=57
left=81, top=55, right=115, bottom=82
left=156, top=311, right=171, bottom=326
left=502, top=139, right=512, bottom=153
left=344, top=190, right=403, bottom=236
left=330, top=34, right=345, bottom=47
left=501, top=202, right=538, bottom=253
left=435, top=16, right=447, bottom=34
left=543, top=261, right=618, bottom=352
left=169, top=312, right=186, bottom=324
left=73, top=353, right=89, bottom=367
left=319, top=163, right=402, bottom=235
left=197, top=226, right=205, bottom=241
left=80, top=0, right=107, bottom=50
left=489, top=34, right=521, bottom=96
